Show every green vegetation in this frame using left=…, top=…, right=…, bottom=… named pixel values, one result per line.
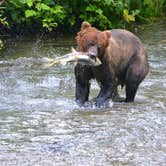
left=0, top=39, right=4, bottom=50
left=0, top=0, right=165, bottom=35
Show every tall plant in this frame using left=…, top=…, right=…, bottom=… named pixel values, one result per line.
left=0, top=0, right=165, bottom=33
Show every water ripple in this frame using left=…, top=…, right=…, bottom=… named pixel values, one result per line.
left=0, top=22, right=166, bottom=165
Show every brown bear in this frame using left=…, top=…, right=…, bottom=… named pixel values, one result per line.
left=75, top=21, right=149, bottom=106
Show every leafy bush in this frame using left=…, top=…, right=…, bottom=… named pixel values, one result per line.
left=0, top=0, right=165, bottom=32
left=1, top=0, right=65, bottom=31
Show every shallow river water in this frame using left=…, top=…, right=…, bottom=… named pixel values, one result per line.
left=0, top=22, right=166, bottom=166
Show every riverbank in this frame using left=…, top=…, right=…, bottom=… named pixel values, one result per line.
left=0, top=0, right=165, bottom=50
left=0, top=18, right=165, bottom=52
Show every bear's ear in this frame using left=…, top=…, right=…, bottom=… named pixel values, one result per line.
left=81, top=21, right=91, bottom=30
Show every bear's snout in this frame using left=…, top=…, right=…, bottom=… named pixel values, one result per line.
left=88, top=45, right=98, bottom=60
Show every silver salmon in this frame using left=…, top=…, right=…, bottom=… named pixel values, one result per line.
left=43, top=47, right=101, bottom=68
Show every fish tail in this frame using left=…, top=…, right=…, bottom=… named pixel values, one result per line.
left=71, top=47, right=77, bottom=53
left=71, top=47, right=78, bottom=60
left=43, top=60, right=59, bottom=69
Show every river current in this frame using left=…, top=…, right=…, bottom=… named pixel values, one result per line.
left=0, top=22, right=166, bottom=165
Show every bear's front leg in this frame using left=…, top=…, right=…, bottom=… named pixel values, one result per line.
left=75, top=64, right=92, bottom=106
left=75, top=79, right=90, bottom=106
left=95, top=79, right=115, bottom=107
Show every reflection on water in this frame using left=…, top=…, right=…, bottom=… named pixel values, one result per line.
left=0, top=22, right=166, bottom=165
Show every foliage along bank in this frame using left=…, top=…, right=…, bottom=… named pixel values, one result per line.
left=0, top=0, right=166, bottom=38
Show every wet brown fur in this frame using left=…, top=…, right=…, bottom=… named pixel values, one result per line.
left=75, top=21, right=149, bottom=105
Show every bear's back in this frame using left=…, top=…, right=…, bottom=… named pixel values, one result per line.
left=110, top=29, right=142, bottom=47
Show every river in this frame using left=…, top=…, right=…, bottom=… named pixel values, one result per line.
left=0, top=22, right=166, bottom=165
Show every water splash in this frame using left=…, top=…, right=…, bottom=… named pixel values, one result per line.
left=0, top=22, right=166, bottom=166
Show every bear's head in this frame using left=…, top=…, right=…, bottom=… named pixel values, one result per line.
left=76, top=21, right=111, bottom=60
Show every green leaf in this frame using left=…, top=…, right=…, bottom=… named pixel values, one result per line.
left=105, top=0, right=113, bottom=5
left=96, top=8, right=103, bottom=15
left=51, top=5, right=63, bottom=15
left=26, top=0, right=33, bottom=7
left=0, top=18, right=9, bottom=27
left=42, top=18, right=58, bottom=31
left=0, top=39, right=4, bottom=50
left=36, top=3, right=41, bottom=11
left=123, top=9, right=135, bottom=23
left=86, top=5, right=95, bottom=12
left=36, top=3, right=50, bottom=11
left=40, top=3, right=50, bottom=10
left=144, top=0, right=153, bottom=6
left=25, top=10, right=37, bottom=18
left=132, top=9, right=140, bottom=16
